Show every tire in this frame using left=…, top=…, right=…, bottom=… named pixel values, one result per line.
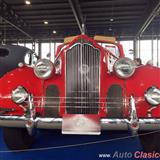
left=3, top=127, right=34, bottom=150
left=107, top=85, right=123, bottom=118
left=139, top=132, right=160, bottom=152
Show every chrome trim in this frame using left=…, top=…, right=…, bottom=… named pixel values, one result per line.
left=1, top=96, right=160, bottom=132
left=54, top=57, right=62, bottom=74
left=0, top=117, right=160, bottom=131
left=128, top=96, right=139, bottom=134
left=25, top=95, right=36, bottom=135
left=65, top=42, right=100, bottom=114
left=67, top=42, right=100, bottom=50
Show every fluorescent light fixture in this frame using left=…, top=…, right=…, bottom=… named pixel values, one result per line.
left=25, top=0, right=31, bottom=5
left=53, top=30, right=57, bottom=34
left=44, top=21, right=48, bottom=24
left=109, top=28, right=112, bottom=31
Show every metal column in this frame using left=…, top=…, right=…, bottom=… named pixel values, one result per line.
left=151, top=36, right=154, bottom=62
left=157, top=38, right=159, bottom=67
left=133, top=39, right=138, bottom=59
left=138, top=38, right=141, bottom=58
left=54, top=42, right=56, bottom=60
left=32, top=41, right=35, bottom=52
left=38, top=42, right=42, bottom=58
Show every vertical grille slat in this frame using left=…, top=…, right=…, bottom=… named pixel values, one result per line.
left=66, top=43, right=100, bottom=114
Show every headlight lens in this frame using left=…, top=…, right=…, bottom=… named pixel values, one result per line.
left=145, top=87, right=160, bottom=105
left=11, top=86, right=28, bottom=104
left=114, top=57, right=136, bottom=79
left=34, top=59, right=53, bottom=79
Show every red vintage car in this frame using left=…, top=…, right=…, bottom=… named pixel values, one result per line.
left=0, top=35, right=160, bottom=151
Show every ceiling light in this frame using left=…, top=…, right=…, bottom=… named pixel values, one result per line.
left=53, top=30, right=56, bottom=34
left=25, top=0, right=31, bottom=5
left=109, top=28, right=112, bottom=31
left=110, top=18, right=114, bottom=22
left=44, top=21, right=48, bottom=25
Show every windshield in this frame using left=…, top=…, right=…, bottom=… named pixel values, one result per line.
left=98, top=43, right=120, bottom=58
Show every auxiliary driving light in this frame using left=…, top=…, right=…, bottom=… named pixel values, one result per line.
left=145, top=87, right=160, bottom=106
left=11, top=86, right=28, bottom=104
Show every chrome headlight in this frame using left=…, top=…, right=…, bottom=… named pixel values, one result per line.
left=145, top=87, right=160, bottom=106
left=11, top=86, right=28, bottom=104
left=114, top=57, right=136, bottom=79
left=34, top=59, right=53, bottom=79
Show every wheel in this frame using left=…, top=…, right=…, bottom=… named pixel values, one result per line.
left=139, top=132, right=160, bottom=152
left=3, top=127, right=34, bottom=150
left=107, top=85, right=123, bottom=118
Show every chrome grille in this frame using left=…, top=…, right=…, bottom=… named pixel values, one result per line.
left=66, top=43, right=100, bottom=114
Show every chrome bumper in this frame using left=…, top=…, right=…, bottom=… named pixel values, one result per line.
left=0, top=116, right=160, bottom=131
left=0, top=95, right=159, bottom=134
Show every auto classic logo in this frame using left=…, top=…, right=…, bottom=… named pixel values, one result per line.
left=98, top=151, right=160, bottom=159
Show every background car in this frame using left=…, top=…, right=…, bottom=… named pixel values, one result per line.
left=0, top=45, right=36, bottom=77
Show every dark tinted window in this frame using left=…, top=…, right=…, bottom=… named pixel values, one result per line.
left=0, top=48, right=9, bottom=57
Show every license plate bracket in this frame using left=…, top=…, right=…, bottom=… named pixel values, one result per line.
left=62, top=114, right=101, bottom=135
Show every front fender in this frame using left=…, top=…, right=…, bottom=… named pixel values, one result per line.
left=125, top=64, right=160, bottom=118
left=0, top=66, right=43, bottom=116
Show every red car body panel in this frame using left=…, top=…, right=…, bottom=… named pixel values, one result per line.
left=0, top=34, right=160, bottom=121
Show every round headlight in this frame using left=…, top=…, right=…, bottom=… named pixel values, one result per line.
left=145, top=87, right=160, bottom=106
left=34, top=59, right=53, bottom=79
left=11, top=86, right=28, bottom=104
left=114, top=57, right=136, bottom=79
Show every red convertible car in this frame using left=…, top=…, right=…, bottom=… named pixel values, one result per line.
left=0, top=35, right=160, bottom=151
